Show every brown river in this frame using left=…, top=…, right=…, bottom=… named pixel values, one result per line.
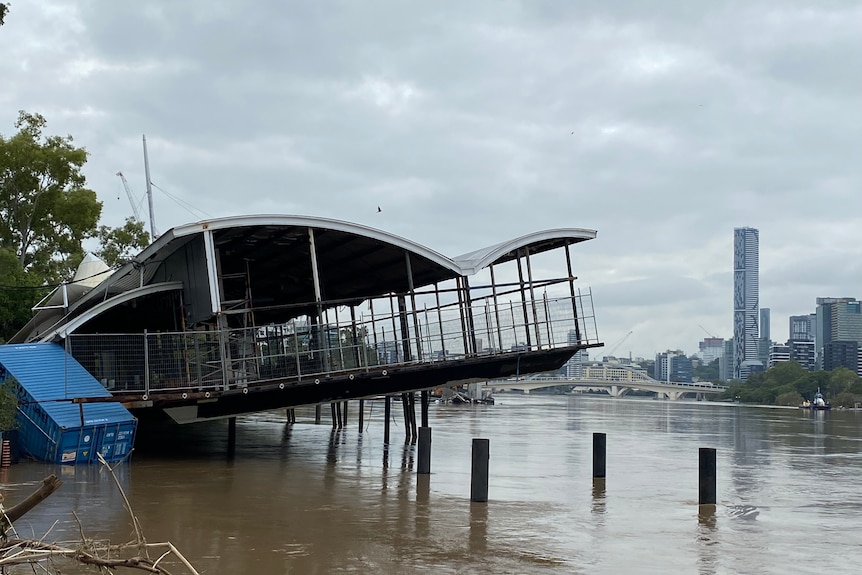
left=2, top=395, right=861, bottom=574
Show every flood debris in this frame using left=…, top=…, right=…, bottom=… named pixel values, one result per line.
left=0, top=453, right=200, bottom=574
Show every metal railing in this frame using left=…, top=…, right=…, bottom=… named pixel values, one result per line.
left=67, top=291, right=599, bottom=396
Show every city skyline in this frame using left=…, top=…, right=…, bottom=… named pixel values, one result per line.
left=2, top=2, right=860, bottom=360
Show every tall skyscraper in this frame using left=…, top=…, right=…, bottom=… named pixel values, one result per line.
left=733, top=227, right=760, bottom=380
left=758, top=307, right=771, bottom=366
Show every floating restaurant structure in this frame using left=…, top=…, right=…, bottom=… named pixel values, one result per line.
left=8, top=215, right=601, bottom=443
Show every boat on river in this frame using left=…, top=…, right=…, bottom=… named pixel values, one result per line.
left=801, top=390, right=831, bottom=410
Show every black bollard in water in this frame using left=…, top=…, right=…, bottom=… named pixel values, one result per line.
left=699, top=447, right=717, bottom=506
left=331, top=402, right=338, bottom=428
left=418, top=426, right=432, bottom=474
left=593, top=432, right=607, bottom=479
left=471, top=438, right=490, bottom=502
left=342, top=401, right=349, bottom=427
left=358, top=399, right=365, bottom=433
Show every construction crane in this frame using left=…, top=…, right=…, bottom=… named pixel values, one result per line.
left=593, top=330, right=633, bottom=360
left=116, top=171, right=143, bottom=223
left=699, top=325, right=717, bottom=338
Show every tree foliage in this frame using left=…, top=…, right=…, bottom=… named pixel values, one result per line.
left=722, top=362, right=862, bottom=407
left=0, top=111, right=102, bottom=284
left=0, top=379, right=18, bottom=432
left=694, top=358, right=720, bottom=382
left=0, top=3, right=8, bottom=27
left=94, top=217, right=151, bottom=267
left=0, top=247, right=47, bottom=343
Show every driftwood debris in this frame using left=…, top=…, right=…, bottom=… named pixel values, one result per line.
left=0, top=458, right=200, bottom=574
left=1, top=474, right=63, bottom=526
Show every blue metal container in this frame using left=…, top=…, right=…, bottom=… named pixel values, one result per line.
left=0, top=343, right=137, bottom=464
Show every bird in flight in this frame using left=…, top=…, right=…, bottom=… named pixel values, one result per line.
left=377, top=206, right=382, bottom=212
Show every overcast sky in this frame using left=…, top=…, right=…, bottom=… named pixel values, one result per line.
left=2, top=1, right=861, bottom=358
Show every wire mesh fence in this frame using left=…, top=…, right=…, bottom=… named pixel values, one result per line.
left=67, top=291, right=599, bottom=396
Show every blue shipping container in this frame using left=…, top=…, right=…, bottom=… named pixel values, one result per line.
left=0, top=343, right=137, bottom=464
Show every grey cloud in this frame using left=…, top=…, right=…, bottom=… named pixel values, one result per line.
left=1, top=0, right=859, bottom=357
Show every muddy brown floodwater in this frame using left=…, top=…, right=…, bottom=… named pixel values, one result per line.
left=2, top=395, right=861, bottom=574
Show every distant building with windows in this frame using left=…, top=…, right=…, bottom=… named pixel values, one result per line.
left=823, top=340, right=860, bottom=374
left=758, top=308, right=771, bottom=366
left=719, top=338, right=734, bottom=381
left=788, top=340, right=816, bottom=372
left=563, top=331, right=589, bottom=378
left=767, top=344, right=790, bottom=368
left=789, top=314, right=815, bottom=342
left=655, top=351, right=693, bottom=383
left=815, top=298, right=862, bottom=369
left=698, top=337, right=725, bottom=365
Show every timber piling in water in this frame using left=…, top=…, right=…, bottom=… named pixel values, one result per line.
left=409, top=393, right=418, bottom=442
left=227, top=417, right=236, bottom=459
left=418, top=426, right=431, bottom=474
left=421, top=390, right=429, bottom=427
left=401, top=393, right=410, bottom=442
left=358, top=399, right=365, bottom=433
left=384, top=395, right=391, bottom=445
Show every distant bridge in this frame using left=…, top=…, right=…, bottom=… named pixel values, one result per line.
left=485, top=363, right=728, bottom=400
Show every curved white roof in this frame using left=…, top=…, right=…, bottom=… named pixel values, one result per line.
left=149, top=214, right=463, bottom=275
left=12, top=214, right=598, bottom=342
left=454, top=228, right=597, bottom=275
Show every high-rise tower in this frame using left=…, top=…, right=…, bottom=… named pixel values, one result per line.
left=733, top=227, right=760, bottom=380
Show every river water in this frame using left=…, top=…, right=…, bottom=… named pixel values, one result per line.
left=2, top=395, right=861, bottom=574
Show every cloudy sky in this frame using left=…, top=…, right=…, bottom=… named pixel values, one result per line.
left=2, top=1, right=860, bottom=358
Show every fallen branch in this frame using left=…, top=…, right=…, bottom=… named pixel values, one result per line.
left=0, top=459, right=201, bottom=574
left=1, top=474, right=63, bottom=527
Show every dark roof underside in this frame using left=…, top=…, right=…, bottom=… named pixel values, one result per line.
left=212, top=225, right=460, bottom=323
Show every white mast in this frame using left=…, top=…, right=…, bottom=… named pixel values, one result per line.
left=142, top=134, right=158, bottom=239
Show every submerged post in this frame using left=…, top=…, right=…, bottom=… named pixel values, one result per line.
left=471, top=438, right=490, bottom=502
left=593, top=432, right=606, bottom=479
left=227, top=417, right=237, bottom=459
left=699, top=448, right=717, bottom=506
left=315, top=404, right=321, bottom=424
left=418, top=426, right=432, bottom=474
left=384, top=395, right=391, bottom=445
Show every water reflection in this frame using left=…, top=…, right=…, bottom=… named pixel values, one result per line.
left=591, top=477, right=606, bottom=517
left=468, top=501, right=488, bottom=554
left=696, top=504, right=718, bottom=575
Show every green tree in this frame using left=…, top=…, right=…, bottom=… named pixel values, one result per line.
left=0, top=247, right=47, bottom=342
left=0, top=111, right=102, bottom=284
left=826, top=367, right=858, bottom=398
left=0, top=3, right=8, bottom=27
left=693, top=358, right=719, bottom=382
left=0, top=379, right=18, bottom=432
left=94, top=217, right=151, bottom=267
